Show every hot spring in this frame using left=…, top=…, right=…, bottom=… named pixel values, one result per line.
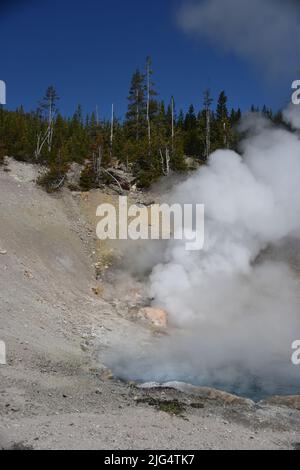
left=104, top=107, right=300, bottom=401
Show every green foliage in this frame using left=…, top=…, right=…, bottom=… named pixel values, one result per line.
left=0, top=139, right=6, bottom=165
left=1, top=67, right=278, bottom=191
left=79, top=164, right=98, bottom=191
left=136, top=397, right=186, bottom=416
left=37, top=165, right=67, bottom=193
left=126, top=69, right=147, bottom=141
left=37, top=146, right=69, bottom=192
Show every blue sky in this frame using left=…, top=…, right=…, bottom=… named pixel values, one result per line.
left=0, top=0, right=294, bottom=119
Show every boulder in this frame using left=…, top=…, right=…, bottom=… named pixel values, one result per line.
left=66, top=163, right=84, bottom=189
left=138, top=307, right=168, bottom=328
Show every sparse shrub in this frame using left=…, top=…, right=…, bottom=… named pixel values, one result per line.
left=37, top=165, right=67, bottom=193
left=79, top=165, right=98, bottom=191
left=0, top=142, right=6, bottom=165
left=137, top=397, right=186, bottom=416
left=68, top=183, right=80, bottom=192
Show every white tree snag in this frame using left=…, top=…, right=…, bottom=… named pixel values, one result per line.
left=223, top=121, right=227, bottom=148
left=103, top=169, right=123, bottom=193
left=171, top=96, right=175, bottom=155
left=146, top=58, right=151, bottom=154
left=93, top=145, right=102, bottom=184
left=35, top=126, right=52, bottom=160
left=136, top=89, right=139, bottom=141
left=165, top=147, right=170, bottom=175
left=47, top=94, right=54, bottom=152
left=204, top=89, right=213, bottom=160
left=35, top=91, right=56, bottom=160
left=160, top=147, right=170, bottom=176
left=110, top=103, right=114, bottom=158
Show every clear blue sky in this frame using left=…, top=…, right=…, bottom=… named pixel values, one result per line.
left=0, top=0, right=293, bottom=119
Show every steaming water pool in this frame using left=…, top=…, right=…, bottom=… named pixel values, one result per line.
left=107, top=359, right=300, bottom=402
left=135, top=381, right=299, bottom=402
left=203, top=379, right=300, bottom=402
left=134, top=377, right=300, bottom=402
left=136, top=379, right=300, bottom=402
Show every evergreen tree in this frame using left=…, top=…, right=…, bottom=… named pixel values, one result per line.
left=216, top=91, right=228, bottom=121
left=184, top=105, right=200, bottom=156
left=0, top=65, right=278, bottom=191
left=125, top=69, right=146, bottom=141
left=39, top=85, right=59, bottom=127
left=214, top=91, right=232, bottom=149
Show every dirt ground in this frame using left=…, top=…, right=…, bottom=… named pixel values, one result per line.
left=0, top=159, right=299, bottom=450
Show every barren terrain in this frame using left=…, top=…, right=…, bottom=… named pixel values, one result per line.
left=0, top=159, right=299, bottom=450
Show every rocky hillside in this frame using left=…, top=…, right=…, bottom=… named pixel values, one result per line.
left=0, top=159, right=299, bottom=450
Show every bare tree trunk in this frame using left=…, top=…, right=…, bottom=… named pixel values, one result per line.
left=160, top=149, right=164, bottom=173
left=146, top=59, right=151, bottom=154
left=204, top=89, right=213, bottom=160
left=51, top=174, right=66, bottom=190
left=103, top=169, right=123, bottom=193
left=165, top=147, right=170, bottom=175
left=160, top=148, right=170, bottom=176
left=35, top=97, right=55, bottom=159
left=110, top=103, right=114, bottom=159
left=205, top=107, right=211, bottom=159
left=47, top=95, right=54, bottom=153
left=171, top=96, right=175, bottom=155
left=136, top=90, right=139, bottom=141
left=223, top=121, right=227, bottom=148
left=35, top=133, right=41, bottom=160
left=35, top=126, right=52, bottom=160
left=93, top=146, right=102, bottom=185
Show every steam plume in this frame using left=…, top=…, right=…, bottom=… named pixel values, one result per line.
left=178, top=0, right=300, bottom=77
left=106, top=107, right=300, bottom=398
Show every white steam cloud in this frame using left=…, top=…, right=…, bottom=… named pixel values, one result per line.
left=107, top=108, right=300, bottom=398
left=178, top=0, right=300, bottom=77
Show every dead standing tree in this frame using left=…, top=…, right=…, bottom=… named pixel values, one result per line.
left=146, top=58, right=151, bottom=154
left=160, top=148, right=170, bottom=176
left=93, top=145, right=102, bottom=185
left=145, top=57, right=157, bottom=156
left=92, top=140, right=123, bottom=193
left=203, top=89, right=213, bottom=161
left=35, top=86, right=59, bottom=160
left=136, top=89, right=140, bottom=142
left=159, top=96, right=175, bottom=176
left=171, top=96, right=175, bottom=155
left=110, top=103, right=114, bottom=160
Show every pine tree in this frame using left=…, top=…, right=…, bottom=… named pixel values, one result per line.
left=39, top=86, right=59, bottom=119
left=215, top=90, right=232, bottom=149
left=177, top=110, right=185, bottom=130
left=216, top=91, right=228, bottom=121
left=126, top=70, right=146, bottom=141
left=184, top=105, right=200, bottom=156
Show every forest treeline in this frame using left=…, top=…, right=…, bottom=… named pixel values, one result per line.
left=0, top=57, right=284, bottom=190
